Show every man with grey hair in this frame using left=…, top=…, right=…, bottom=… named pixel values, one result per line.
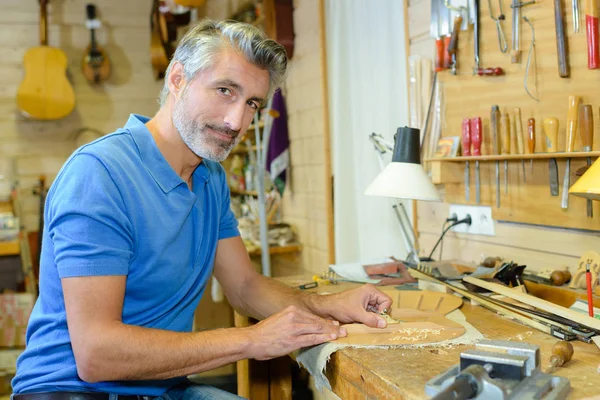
left=12, top=19, right=392, bottom=399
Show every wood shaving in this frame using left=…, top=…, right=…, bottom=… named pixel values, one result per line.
left=382, top=313, right=400, bottom=324
left=390, top=327, right=444, bottom=341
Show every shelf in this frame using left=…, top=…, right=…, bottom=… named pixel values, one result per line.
left=425, top=151, right=600, bottom=162
left=0, top=240, right=20, bottom=256
left=230, top=189, right=259, bottom=197
left=247, top=244, right=302, bottom=257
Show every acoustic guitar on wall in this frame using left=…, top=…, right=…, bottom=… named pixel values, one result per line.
left=82, top=3, right=111, bottom=84
left=16, top=0, right=75, bottom=120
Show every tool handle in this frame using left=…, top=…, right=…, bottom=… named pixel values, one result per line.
left=544, top=117, right=559, bottom=152
left=491, top=105, right=501, bottom=155
left=514, top=108, right=525, bottom=154
left=443, top=35, right=452, bottom=69
left=471, top=117, right=482, bottom=156
left=566, top=95, right=581, bottom=152
left=555, top=0, right=571, bottom=77
left=549, top=341, right=574, bottom=369
left=448, top=14, right=463, bottom=55
left=587, top=270, right=595, bottom=316
left=580, top=104, right=594, bottom=151
left=501, top=113, right=511, bottom=155
left=435, top=38, right=444, bottom=72
left=586, top=0, right=600, bottom=69
left=527, top=118, right=536, bottom=154
left=475, top=67, right=504, bottom=76
left=462, top=118, right=472, bottom=156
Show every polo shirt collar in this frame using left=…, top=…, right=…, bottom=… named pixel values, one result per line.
left=125, top=114, right=208, bottom=193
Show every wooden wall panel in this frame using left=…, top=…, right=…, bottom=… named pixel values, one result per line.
left=407, top=0, right=600, bottom=272
left=0, top=0, right=163, bottom=231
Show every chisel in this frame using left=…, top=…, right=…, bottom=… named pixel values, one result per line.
left=562, top=95, right=581, bottom=209
left=586, top=0, right=599, bottom=69
left=462, top=118, right=472, bottom=201
left=554, top=0, right=570, bottom=77
left=580, top=104, right=594, bottom=217
left=491, top=106, right=501, bottom=207
left=501, top=112, right=511, bottom=195
left=471, top=117, right=483, bottom=204
left=527, top=118, right=536, bottom=173
left=514, top=107, right=526, bottom=183
left=544, top=117, right=560, bottom=196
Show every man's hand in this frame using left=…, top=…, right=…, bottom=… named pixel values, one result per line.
left=246, top=305, right=346, bottom=360
left=318, top=284, right=393, bottom=328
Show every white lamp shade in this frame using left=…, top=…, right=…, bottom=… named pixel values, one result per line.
left=365, top=162, right=441, bottom=201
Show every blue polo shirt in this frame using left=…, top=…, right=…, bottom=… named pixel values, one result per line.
left=12, top=114, right=240, bottom=395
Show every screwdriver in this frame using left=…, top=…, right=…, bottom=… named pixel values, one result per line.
left=562, top=95, right=581, bottom=209
left=501, top=113, right=511, bottom=195
left=462, top=118, right=472, bottom=201
left=580, top=104, right=594, bottom=217
left=527, top=118, right=536, bottom=173
left=544, top=117, right=560, bottom=197
left=471, top=117, right=483, bottom=204
left=514, top=108, right=526, bottom=183
left=491, top=106, right=501, bottom=208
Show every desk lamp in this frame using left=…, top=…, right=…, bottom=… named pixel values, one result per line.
left=365, top=126, right=441, bottom=265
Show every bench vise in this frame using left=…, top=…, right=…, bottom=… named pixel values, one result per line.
left=425, top=340, right=570, bottom=400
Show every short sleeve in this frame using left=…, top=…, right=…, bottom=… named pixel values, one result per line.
left=217, top=166, right=240, bottom=240
left=47, top=154, right=134, bottom=278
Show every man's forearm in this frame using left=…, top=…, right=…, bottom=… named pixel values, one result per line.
left=236, top=274, right=330, bottom=320
left=76, top=323, right=252, bottom=382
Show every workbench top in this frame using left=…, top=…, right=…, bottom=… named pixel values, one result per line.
left=325, top=301, right=600, bottom=399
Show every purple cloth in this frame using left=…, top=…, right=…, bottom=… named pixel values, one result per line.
left=266, top=90, right=290, bottom=195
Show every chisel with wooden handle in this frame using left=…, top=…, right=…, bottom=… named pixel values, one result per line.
left=527, top=118, right=536, bottom=173
left=514, top=107, right=526, bottom=183
left=462, top=118, right=472, bottom=201
left=491, top=106, right=501, bottom=207
left=580, top=104, right=594, bottom=217
left=501, top=113, right=511, bottom=195
left=562, top=95, right=581, bottom=209
left=471, top=117, right=483, bottom=204
left=554, top=0, right=571, bottom=77
left=544, top=117, right=560, bottom=196
left=586, top=0, right=599, bottom=69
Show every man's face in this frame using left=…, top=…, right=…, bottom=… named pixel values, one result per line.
left=172, top=47, right=270, bottom=162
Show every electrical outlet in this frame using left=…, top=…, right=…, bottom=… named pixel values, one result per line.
left=448, top=204, right=495, bottom=236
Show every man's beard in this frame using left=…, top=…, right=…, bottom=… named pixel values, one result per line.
left=172, top=96, right=241, bottom=162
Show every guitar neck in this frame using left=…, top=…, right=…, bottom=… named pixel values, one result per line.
left=40, top=0, right=48, bottom=46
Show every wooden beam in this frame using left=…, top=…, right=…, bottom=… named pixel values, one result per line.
left=319, top=0, right=336, bottom=264
left=464, top=276, right=600, bottom=331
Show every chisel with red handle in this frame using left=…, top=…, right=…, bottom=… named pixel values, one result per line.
left=462, top=118, right=472, bottom=201
left=471, top=117, right=482, bottom=204
left=586, top=0, right=599, bottom=69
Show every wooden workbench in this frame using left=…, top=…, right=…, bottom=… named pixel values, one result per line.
left=237, top=278, right=600, bottom=399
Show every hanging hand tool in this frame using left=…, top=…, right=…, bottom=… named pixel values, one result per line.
left=471, top=117, right=483, bottom=204
left=544, top=117, right=560, bottom=196
left=441, top=4, right=453, bottom=69
left=523, top=17, right=540, bottom=101
left=586, top=0, right=599, bottom=69
left=574, top=0, right=581, bottom=33
left=488, top=0, right=508, bottom=53
left=562, top=95, right=581, bottom=209
left=580, top=104, right=594, bottom=217
left=473, top=0, right=505, bottom=76
left=501, top=112, right=511, bottom=195
left=446, top=0, right=468, bottom=75
left=511, top=0, right=536, bottom=64
left=462, top=118, right=472, bottom=201
left=514, top=107, right=526, bottom=183
left=491, top=106, right=502, bottom=207
left=432, top=0, right=444, bottom=72
left=527, top=117, right=536, bottom=173
left=555, top=0, right=571, bottom=77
